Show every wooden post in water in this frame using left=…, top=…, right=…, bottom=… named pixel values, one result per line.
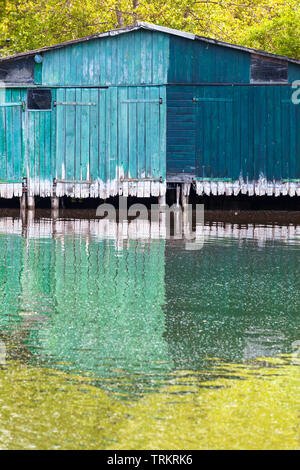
left=51, top=179, right=59, bottom=212
left=27, top=208, right=35, bottom=222
left=20, top=179, right=27, bottom=211
left=51, top=197, right=59, bottom=211
left=20, top=192, right=27, bottom=211
left=176, top=185, right=180, bottom=207
left=158, top=194, right=166, bottom=208
left=181, top=193, right=189, bottom=209
left=181, top=183, right=190, bottom=210
left=27, top=195, right=35, bottom=210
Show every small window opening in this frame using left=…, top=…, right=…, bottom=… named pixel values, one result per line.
left=250, top=54, right=288, bottom=83
left=27, top=88, right=52, bottom=110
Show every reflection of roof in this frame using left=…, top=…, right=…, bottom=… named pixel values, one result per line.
left=1, top=22, right=300, bottom=65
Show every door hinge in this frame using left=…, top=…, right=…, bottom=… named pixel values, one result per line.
left=53, top=101, right=97, bottom=107
left=0, top=102, right=25, bottom=110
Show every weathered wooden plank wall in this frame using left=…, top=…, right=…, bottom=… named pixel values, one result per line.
left=167, top=87, right=196, bottom=180
left=26, top=89, right=56, bottom=197
left=0, top=85, right=166, bottom=198
left=0, top=30, right=169, bottom=198
left=0, top=25, right=299, bottom=199
left=167, top=85, right=300, bottom=196
left=166, top=34, right=300, bottom=196
left=53, top=86, right=166, bottom=198
left=41, top=31, right=169, bottom=86
left=168, top=36, right=251, bottom=84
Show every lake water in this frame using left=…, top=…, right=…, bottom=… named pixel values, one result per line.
left=0, top=215, right=299, bottom=449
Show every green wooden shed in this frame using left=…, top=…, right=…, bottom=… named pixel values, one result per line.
left=0, top=22, right=299, bottom=205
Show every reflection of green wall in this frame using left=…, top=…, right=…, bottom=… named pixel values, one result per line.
left=0, top=230, right=171, bottom=395
left=0, top=234, right=57, bottom=360
left=164, top=239, right=300, bottom=368
left=0, top=235, right=23, bottom=330
left=1, top=224, right=300, bottom=392
left=34, top=238, right=171, bottom=389
left=20, top=238, right=56, bottom=319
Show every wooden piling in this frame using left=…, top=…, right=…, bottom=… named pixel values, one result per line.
left=20, top=192, right=27, bottom=211
left=181, top=183, right=191, bottom=209
left=27, top=195, right=35, bottom=210
left=51, top=196, right=59, bottom=211
left=176, top=185, right=180, bottom=207
left=158, top=195, right=166, bottom=207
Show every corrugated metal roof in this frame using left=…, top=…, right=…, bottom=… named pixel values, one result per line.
left=0, top=21, right=300, bottom=65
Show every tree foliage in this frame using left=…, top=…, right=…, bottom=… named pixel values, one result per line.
left=0, top=0, right=299, bottom=59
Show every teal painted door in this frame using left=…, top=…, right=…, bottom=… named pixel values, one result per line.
left=195, top=87, right=234, bottom=181
left=0, top=88, right=25, bottom=197
left=194, top=85, right=300, bottom=183
left=26, top=89, right=56, bottom=196
left=55, top=86, right=166, bottom=197
left=55, top=88, right=101, bottom=188
left=117, top=86, right=166, bottom=182
left=0, top=86, right=167, bottom=199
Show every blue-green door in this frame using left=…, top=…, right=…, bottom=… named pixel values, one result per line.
left=194, top=87, right=234, bottom=181
left=55, top=86, right=166, bottom=198
left=55, top=87, right=103, bottom=197
left=26, top=89, right=56, bottom=197
left=0, top=88, right=25, bottom=197
left=194, top=85, right=300, bottom=184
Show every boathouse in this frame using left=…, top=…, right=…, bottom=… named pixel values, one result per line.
left=0, top=22, right=299, bottom=206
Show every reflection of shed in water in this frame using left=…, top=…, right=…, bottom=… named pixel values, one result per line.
left=164, top=224, right=300, bottom=367
left=0, top=218, right=172, bottom=395
left=0, top=218, right=300, bottom=387
left=40, top=236, right=170, bottom=395
left=0, top=232, right=23, bottom=329
left=0, top=228, right=56, bottom=362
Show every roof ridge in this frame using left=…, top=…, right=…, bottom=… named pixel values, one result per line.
left=0, top=22, right=299, bottom=65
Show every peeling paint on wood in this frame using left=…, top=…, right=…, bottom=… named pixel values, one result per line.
left=167, top=85, right=300, bottom=193
left=195, top=178, right=300, bottom=197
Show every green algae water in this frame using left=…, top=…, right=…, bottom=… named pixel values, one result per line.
left=0, top=216, right=299, bottom=450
